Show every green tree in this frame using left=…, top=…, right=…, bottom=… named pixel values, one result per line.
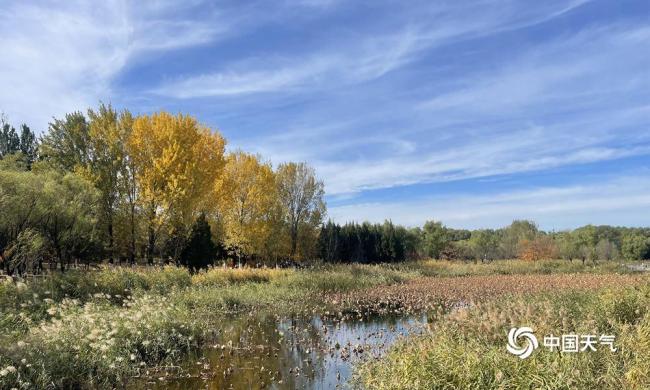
left=40, top=112, right=90, bottom=170
left=500, top=220, right=539, bottom=258
left=0, top=117, right=20, bottom=158
left=18, top=125, right=38, bottom=166
left=318, top=220, right=340, bottom=262
left=84, top=104, right=127, bottom=263
left=0, top=163, right=44, bottom=274
left=470, top=229, right=499, bottom=262
left=37, top=169, right=100, bottom=270
left=621, top=233, right=650, bottom=261
left=3, top=228, right=48, bottom=275
left=0, top=165, right=99, bottom=272
left=573, top=225, right=598, bottom=264
left=179, top=213, right=220, bottom=271
left=596, top=238, right=619, bottom=261
left=421, top=220, right=447, bottom=259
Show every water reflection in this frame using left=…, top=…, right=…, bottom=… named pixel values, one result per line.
left=137, top=313, right=428, bottom=389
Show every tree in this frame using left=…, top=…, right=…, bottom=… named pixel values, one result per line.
left=500, top=220, right=538, bottom=258
left=573, top=225, right=598, bottom=264
left=179, top=213, right=220, bottom=271
left=18, top=125, right=38, bottom=166
left=276, top=162, right=326, bottom=260
left=596, top=239, right=618, bottom=261
left=0, top=164, right=99, bottom=273
left=554, top=231, right=580, bottom=261
left=114, top=110, right=139, bottom=264
left=83, top=104, right=128, bottom=263
left=401, top=227, right=422, bottom=260
left=40, top=105, right=128, bottom=263
left=0, top=117, right=20, bottom=158
left=469, top=229, right=499, bottom=262
left=40, top=112, right=91, bottom=170
left=0, top=163, right=44, bottom=274
left=518, top=235, right=557, bottom=261
left=380, top=220, right=405, bottom=262
left=3, top=229, right=48, bottom=276
left=129, top=112, right=226, bottom=263
left=0, top=117, right=37, bottom=166
left=621, top=233, right=650, bottom=261
left=214, top=151, right=278, bottom=264
left=318, top=220, right=340, bottom=262
left=421, top=220, right=448, bottom=259
left=440, top=240, right=473, bottom=261
left=37, top=170, right=100, bottom=270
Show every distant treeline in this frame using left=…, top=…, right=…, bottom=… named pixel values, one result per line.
left=316, top=219, right=650, bottom=264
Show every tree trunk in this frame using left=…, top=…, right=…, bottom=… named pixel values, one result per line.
left=147, top=225, right=155, bottom=265
left=108, top=219, right=114, bottom=264
left=129, top=204, right=136, bottom=265
left=146, top=205, right=156, bottom=265
left=290, top=227, right=298, bottom=260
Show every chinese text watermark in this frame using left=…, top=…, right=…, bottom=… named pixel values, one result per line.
left=506, top=327, right=617, bottom=359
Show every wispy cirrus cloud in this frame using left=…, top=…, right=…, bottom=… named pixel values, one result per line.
left=418, top=25, right=650, bottom=116
left=0, top=0, right=229, bottom=130
left=328, top=174, right=650, bottom=229
left=152, top=0, right=593, bottom=99
left=234, top=22, right=650, bottom=196
left=2, top=0, right=648, bottom=230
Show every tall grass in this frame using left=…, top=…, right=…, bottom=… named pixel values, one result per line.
left=0, top=266, right=191, bottom=335
left=279, top=263, right=418, bottom=292
left=356, top=284, right=650, bottom=389
left=191, top=267, right=292, bottom=286
left=400, top=259, right=630, bottom=277
left=0, top=260, right=642, bottom=388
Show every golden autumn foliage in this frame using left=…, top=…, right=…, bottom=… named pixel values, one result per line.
left=214, top=151, right=279, bottom=257
left=27, top=104, right=326, bottom=266
left=129, top=112, right=225, bottom=224
left=128, top=112, right=226, bottom=260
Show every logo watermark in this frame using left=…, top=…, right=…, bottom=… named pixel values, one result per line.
left=506, top=327, right=617, bottom=359
left=506, top=327, right=538, bottom=359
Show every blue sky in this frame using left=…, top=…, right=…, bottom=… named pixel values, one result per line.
left=1, top=0, right=649, bottom=230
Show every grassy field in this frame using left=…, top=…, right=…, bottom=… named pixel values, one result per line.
left=0, top=260, right=647, bottom=388
left=356, top=285, right=650, bottom=389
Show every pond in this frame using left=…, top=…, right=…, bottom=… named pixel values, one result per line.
left=136, top=312, right=429, bottom=389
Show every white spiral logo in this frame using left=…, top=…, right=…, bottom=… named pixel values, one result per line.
left=506, top=327, right=538, bottom=359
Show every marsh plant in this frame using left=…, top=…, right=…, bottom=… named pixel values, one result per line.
left=0, top=261, right=647, bottom=388
left=356, top=285, right=650, bottom=389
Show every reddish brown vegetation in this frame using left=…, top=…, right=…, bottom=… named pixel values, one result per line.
left=327, top=273, right=649, bottom=316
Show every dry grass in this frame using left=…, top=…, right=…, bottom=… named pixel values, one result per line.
left=191, top=267, right=292, bottom=286
left=357, top=282, right=650, bottom=389
left=0, top=261, right=646, bottom=388
left=329, top=273, right=650, bottom=316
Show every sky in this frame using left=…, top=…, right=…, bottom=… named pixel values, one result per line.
left=1, top=0, right=649, bottom=230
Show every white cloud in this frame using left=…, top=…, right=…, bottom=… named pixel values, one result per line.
left=235, top=23, right=650, bottom=196
left=419, top=25, right=650, bottom=116
left=152, top=1, right=592, bottom=99
left=0, top=1, right=227, bottom=131
left=327, top=175, right=650, bottom=230
left=265, top=104, right=650, bottom=195
left=153, top=56, right=337, bottom=98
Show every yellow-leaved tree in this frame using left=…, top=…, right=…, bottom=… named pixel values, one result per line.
left=128, top=112, right=226, bottom=263
left=214, top=151, right=278, bottom=265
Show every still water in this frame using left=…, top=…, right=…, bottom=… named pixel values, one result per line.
left=136, top=313, right=428, bottom=389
